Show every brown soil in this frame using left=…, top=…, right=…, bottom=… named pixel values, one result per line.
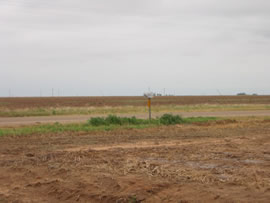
left=1, top=95, right=270, bottom=109
left=0, top=121, right=269, bottom=202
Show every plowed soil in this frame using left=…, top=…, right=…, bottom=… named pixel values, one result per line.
left=0, top=120, right=270, bottom=202
left=1, top=95, right=270, bottom=109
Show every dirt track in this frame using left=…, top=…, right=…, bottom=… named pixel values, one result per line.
left=1, top=110, right=270, bottom=127
left=0, top=120, right=269, bottom=202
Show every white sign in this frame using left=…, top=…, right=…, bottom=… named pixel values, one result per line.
left=144, top=92, right=154, bottom=99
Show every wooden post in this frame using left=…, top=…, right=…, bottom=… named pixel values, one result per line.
left=144, top=92, right=154, bottom=121
left=148, top=98, right=151, bottom=120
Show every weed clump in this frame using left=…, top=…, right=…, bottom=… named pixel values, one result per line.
left=88, top=117, right=106, bottom=126
left=105, top=115, right=122, bottom=125
left=159, top=114, right=184, bottom=125
left=88, top=115, right=146, bottom=126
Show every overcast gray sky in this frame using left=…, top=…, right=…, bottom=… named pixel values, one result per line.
left=0, top=0, right=270, bottom=96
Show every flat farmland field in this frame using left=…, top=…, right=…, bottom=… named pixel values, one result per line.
left=1, top=96, right=270, bottom=118
left=0, top=96, right=270, bottom=202
left=1, top=96, right=270, bottom=109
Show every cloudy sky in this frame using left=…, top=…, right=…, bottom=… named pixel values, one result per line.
left=0, top=0, right=270, bottom=96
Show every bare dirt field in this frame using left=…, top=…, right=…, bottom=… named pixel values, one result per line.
left=1, top=95, right=270, bottom=109
left=0, top=120, right=269, bottom=202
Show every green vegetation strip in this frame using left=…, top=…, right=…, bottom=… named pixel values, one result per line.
left=0, top=114, right=218, bottom=136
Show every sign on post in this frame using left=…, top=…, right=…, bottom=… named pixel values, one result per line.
left=144, top=92, right=154, bottom=120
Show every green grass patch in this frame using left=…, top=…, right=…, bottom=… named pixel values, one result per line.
left=88, top=114, right=218, bottom=126
left=183, top=116, right=218, bottom=123
left=0, top=123, right=156, bottom=136
left=0, top=114, right=220, bottom=136
left=159, top=114, right=184, bottom=125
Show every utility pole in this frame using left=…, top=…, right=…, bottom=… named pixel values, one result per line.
left=217, top=89, right=222, bottom=96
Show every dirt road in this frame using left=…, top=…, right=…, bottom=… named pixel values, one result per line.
left=1, top=110, right=270, bottom=127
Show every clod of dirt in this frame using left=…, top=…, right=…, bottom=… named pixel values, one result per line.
left=25, top=153, right=35, bottom=157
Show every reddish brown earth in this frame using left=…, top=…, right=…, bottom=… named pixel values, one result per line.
left=1, top=95, right=270, bottom=109
left=0, top=120, right=270, bottom=202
